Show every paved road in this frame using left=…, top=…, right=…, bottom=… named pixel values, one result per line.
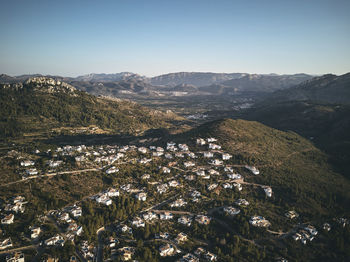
left=0, top=168, right=100, bottom=187
left=0, top=244, right=37, bottom=255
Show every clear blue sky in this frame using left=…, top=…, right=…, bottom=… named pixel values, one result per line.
left=1, top=0, right=349, bottom=76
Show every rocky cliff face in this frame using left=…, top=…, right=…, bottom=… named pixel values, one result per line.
left=25, top=77, right=76, bottom=93
left=1, top=77, right=77, bottom=95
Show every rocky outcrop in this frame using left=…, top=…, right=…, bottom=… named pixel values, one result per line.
left=25, top=77, right=76, bottom=93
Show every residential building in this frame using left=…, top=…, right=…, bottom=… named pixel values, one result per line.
left=222, top=153, right=232, bottom=160
left=106, top=166, right=119, bottom=174
left=203, top=152, right=214, bottom=158
left=6, top=252, right=24, bottom=262
left=285, top=210, right=299, bottom=219
left=323, top=223, right=331, bottom=231
left=208, top=143, right=221, bottom=150
left=131, top=217, right=145, bottom=228
left=223, top=206, right=240, bottom=216
left=195, top=215, right=211, bottom=225
left=178, top=215, right=192, bottom=227
left=159, top=243, right=175, bottom=257
left=207, top=183, right=218, bottom=191
left=159, top=212, right=173, bottom=220
left=135, top=192, right=147, bottom=201
left=30, top=226, right=41, bottom=239
left=249, top=216, right=271, bottom=227
left=44, top=235, right=64, bottom=246
left=227, top=173, right=241, bottom=180
left=20, top=160, right=35, bottom=167
left=178, top=144, right=189, bottom=151
left=1, top=214, right=14, bottom=225
left=196, top=138, right=206, bottom=145
left=245, top=165, right=259, bottom=175
left=170, top=198, right=187, bottom=207
left=184, top=161, right=195, bottom=168
left=235, top=199, right=249, bottom=206
left=0, top=238, right=12, bottom=250
left=175, top=232, right=188, bottom=243
left=263, top=186, right=272, bottom=197
left=95, top=194, right=112, bottom=206
left=233, top=183, right=242, bottom=191
left=157, top=183, right=168, bottom=194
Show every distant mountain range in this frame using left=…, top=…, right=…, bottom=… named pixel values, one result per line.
left=244, top=72, right=350, bottom=178
left=255, top=73, right=350, bottom=105
left=0, top=72, right=314, bottom=97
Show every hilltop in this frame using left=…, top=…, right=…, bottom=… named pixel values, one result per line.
left=0, top=77, right=183, bottom=139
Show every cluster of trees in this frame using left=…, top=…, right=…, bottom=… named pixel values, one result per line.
left=0, top=87, right=169, bottom=139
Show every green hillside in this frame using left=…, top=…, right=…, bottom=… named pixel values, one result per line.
left=0, top=77, right=182, bottom=138
left=179, top=119, right=350, bottom=218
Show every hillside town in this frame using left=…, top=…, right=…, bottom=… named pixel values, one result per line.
left=0, top=137, right=348, bottom=262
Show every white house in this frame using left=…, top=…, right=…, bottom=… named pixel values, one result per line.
left=1, top=214, right=14, bottom=225
left=20, top=160, right=35, bottom=167
left=233, top=183, right=242, bottom=191
left=245, top=165, right=259, bottom=175
left=168, top=180, right=180, bottom=187
left=222, top=153, right=232, bottom=160
left=178, top=215, right=192, bottom=227
left=159, top=212, right=173, bottom=220
left=6, top=252, right=25, bottom=262
left=48, top=160, right=63, bottom=168
left=227, top=173, right=241, bottom=180
left=184, top=161, right=195, bottom=168
left=235, top=198, right=249, bottom=206
left=164, top=153, right=173, bottom=159
left=26, top=168, right=38, bottom=175
left=44, top=234, right=64, bottom=246
left=195, top=215, right=211, bottom=225
left=159, top=244, right=175, bottom=257
left=263, top=186, right=272, bottom=197
left=131, top=217, right=145, bottom=228
left=30, top=226, right=41, bottom=239
left=141, top=174, right=150, bottom=180
left=222, top=183, right=232, bottom=189
left=203, top=152, right=214, bottom=158
left=138, top=147, right=148, bottom=154
left=207, top=183, right=218, bottom=191
left=143, top=211, right=158, bottom=221
left=209, top=159, right=223, bottom=166
left=160, top=166, right=170, bottom=173
left=96, top=194, right=112, bottom=206
left=157, top=184, right=168, bottom=194
left=170, top=198, right=187, bottom=207
left=196, top=138, right=206, bottom=145
left=249, top=216, right=271, bottom=227
left=153, top=151, right=164, bottom=157
left=135, top=192, right=147, bottom=201
left=0, top=238, right=12, bottom=250
left=106, top=166, right=119, bottom=174
left=223, top=206, right=240, bottom=216
left=208, top=143, right=221, bottom=150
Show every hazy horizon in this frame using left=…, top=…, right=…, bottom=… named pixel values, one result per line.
left=1, top=0, right=349, bottom=77
left=1, top=70, right=330, bottom=79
